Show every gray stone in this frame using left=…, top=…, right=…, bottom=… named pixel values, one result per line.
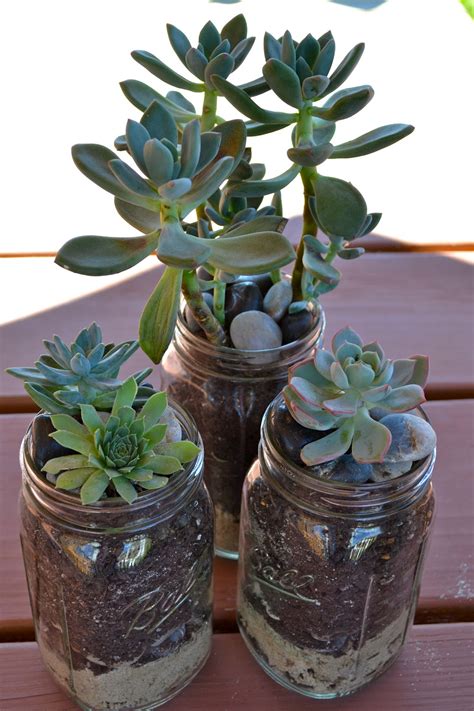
left=160, top=407, right=182, bottom=443
left=320, top=454, right=373, bottom=484
left=183, top=292, right=214, bottom=334
left=280, top=308, right=314, bottom=344
left=230, top=310, right=283, bottom=350
left=371, top=460, right=413, bottom=482
left=224, top=281, right=263, bottom=327
left=263, top=278, right=293, bottom=322
left=380, top=413, right=437, bottom=463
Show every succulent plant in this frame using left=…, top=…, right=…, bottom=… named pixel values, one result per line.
left=6, top=323, right=153, bottom=414
left=42, top=378, right=200, bottom=504
left=284, top=327, right=429, bottom=465
left=54, top=15, right=413, bottom=361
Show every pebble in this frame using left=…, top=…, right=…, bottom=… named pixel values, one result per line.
left=236, top=273, right=274, bottom=296
left=184, top=292, right=214, bottom=334
left=230, top=310, right=283, bottom=350
left=280, top=308, right=314, bottom=344
left=314, top=454, right=373, bottom=484
left=224, top=281, right=263, bottom=327
left=31, top=413, right=75, bottom=471
left=269, top=401, right=326, bottom=464
left=263, top=278, right=293, bottom=322
left=380, top=413, right=437, bottom=463
left=371, top=460, right=413, bottom=481
left=160, top=407, right=182, bottom=443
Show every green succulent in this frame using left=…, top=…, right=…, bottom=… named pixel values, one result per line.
left=284, top=327, right=429, bottom=465
left=6, top=323, right=153, bottom=415
left=42, top=378, right=200, bottom=504
left=54, top=16, right=413, bottom=361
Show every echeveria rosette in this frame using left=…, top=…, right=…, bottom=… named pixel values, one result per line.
left=42, top=378, right=201, bottom=505
left=284, top=327, right=429, bottom=466
left=6, top=323, right=153, bottom=415
left=55, top=105, right=295, bottom=363
left=121, top=15, right=266, bottom=127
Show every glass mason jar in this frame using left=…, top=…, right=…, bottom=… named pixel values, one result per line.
left=19, top=401, right=213, bottom=711
left=161, top=305, right=325, bottom=559
left=237, top=393, right=436, bottom=699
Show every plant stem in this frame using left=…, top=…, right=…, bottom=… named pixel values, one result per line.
left=182, top=270, right=228, bottom=346
left=291, top=103, right=318, bottom=300
left=213, top=281, right=226, bottom=326
left=200, top=89, right=218, bottom=131
left=270, top=269, right=281, bottom=284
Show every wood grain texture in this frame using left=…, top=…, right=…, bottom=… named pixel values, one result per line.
left=1, top=253, right=473, bottom=403
left=1, top=402, right=472, bottom=639
left=1, top=625, right=473, bottom=710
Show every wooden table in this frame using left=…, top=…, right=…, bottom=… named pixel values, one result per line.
left=1, top=229, right=473, bottom=710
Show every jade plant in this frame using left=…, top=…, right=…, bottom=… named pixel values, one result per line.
left=6, top=323, right=153, bottom=414
left=55, top=14, right=414, bottom=361
left=42, top=377, right=200, bottom=504
left=284, top=326, right=431, bottom=465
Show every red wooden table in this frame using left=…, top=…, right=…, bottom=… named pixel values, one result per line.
left=1, top=229, right=473, bottom=709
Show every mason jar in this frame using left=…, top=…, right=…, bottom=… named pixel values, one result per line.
left=161, top=305, right=325, bottom=559
left=19, top=402, right=213, bottom=711
left=237, top=393, right=436, bottom=699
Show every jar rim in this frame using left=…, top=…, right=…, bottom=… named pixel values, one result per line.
left=260, top=392, right=436, bottom=516
left=20, top=399, right=204, bottom=530
left=176, top=300, right=325, bottom=359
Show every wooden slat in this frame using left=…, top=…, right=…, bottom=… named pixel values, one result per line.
left=1, top=401, right=472, bottom=639
left=1, top=254, right=473, bottom=404
left=286, top=217, right=474, bottom=252
left=1, top=625, right=473, bottom=710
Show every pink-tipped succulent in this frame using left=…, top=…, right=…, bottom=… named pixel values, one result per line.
left=284, top=326, right=428, bottom=465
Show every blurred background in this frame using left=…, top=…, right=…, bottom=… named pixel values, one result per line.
left=0, top=0, right=472, bottom=319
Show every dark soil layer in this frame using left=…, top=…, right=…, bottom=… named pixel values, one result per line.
left=239, top=472, right=434, bottom=656
left=20, top=453, right=213, bottom=676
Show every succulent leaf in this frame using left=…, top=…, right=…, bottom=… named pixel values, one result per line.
left=55, top=233, right=158, bottom=277
left=132, top=49, right=204, bottom=92
left=287, top=327, right=431, bottom=465
left=139, top=267, right=182, bottom=364
left=262, top=59, right=303, bottom=109
left=331, top=124, right=415, bottom=159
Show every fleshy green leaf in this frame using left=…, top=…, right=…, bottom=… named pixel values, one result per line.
left=180, top=120, right=201, bottom=178
left=114, top=198, right=161, bottom=234
left=139, top=267, right=182, bottom=364
left=281, top=31, right=296, bottom=69
left=262, top=59, right=303, bottom=108
left=301, top=419, right=354, bottom=465
left=50, top=414, right=87, bottom=436
left=331, top=124, right=415, bottom=159
left=120, top=80, right=196, bottom=120
left=323, top=391, right=359, bottom=416
left=205, top=53, right=235, bottom=89
left=321, top=43, right=365, bottom=97
left=313, top=39, right=335, bottom=76
left=113, top=476, right=138, bottom=503
left=145, top=424, right=168, bottom=447
left=108, top=159, right=158, bottom=198
left=332, top=327, right=363, bottom=351
left=199, top=20, right=221, bottom=57
left=132, top=49, right=204, bottom=92
left=352, top=409, right=391, bottom=463
left=346, top=361, right=375, bottom=388
left=158, top=178, right=192, bottom=201
left=225, top=164, right=301, bottom=198
left=141, top=101, right=178, bottom=146
left=379, top=384, right=426, bottom=412
left=211, top=75, right=296, bottom=124
left=287, top=142, right=333, bottom=167
left=313, top=86, right=374, bottom=122
left=283, top=386, right=338, bottom=430
left=207, top=231, right=295, bottom=275
left=112, top=378, right=138, bottom=416
left=125, top=120, right=150, bottom=175
left=80, top=404, right=105, bottom=434
left=143, top=139, right=174, bottom=185
left=223, top=215, right=287, bottom=237
left=56, top=468, right=97, bottom=490
left=166, top=24, right=192, bottom=65
left=221, top=14, right=247, bottom=48
left=357, top=212, right=382, bottom=237
left=80, top=470, right=110, bottom=504
left=42, top=454, right=89, bottom=475
left=139, top=475, right=169, bottom=490
left=55, top=232, right=158, bottom=276
left=146, top=455, right=183, bottom=475
left=302, top=75, right=330, bottom=100
left=303, top=236, right=340, bottom=283
left=49, top=431, right=91, bottom=456
left=141, top=391, right=168, bottom=430
left=312, top=175, right=367, bottom=238
left=157, top=221, right=211, bottom=269
left=160, top=441, right=201, bottom=463
left=181, top=156, right=235, bottom=213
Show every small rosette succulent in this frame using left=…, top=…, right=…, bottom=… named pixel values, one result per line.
left=6, top=323, right=152, bottom=414
left=284, top=327, right=429, bottom=465
left=42, top=378, right=200, bottom=504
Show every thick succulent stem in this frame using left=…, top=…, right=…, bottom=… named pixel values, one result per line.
left=270, top=269, right=282, bottom=284
left=292, top=104, right=318, bottom=300
left=200, top=89, right=218, bottom=131
left=213, top=281, right=226, bottom=326
left=182, top=270, right=228, bottom=346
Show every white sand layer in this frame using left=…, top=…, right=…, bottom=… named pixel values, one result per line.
left=239, top=597, right=408, bottom=697
left=214, top=504, right=240, bottom=555
left=39, top=623, right=211, bottom=710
